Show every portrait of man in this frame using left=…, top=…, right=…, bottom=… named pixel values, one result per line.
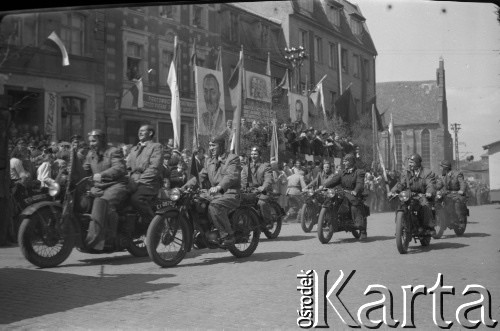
left=199, top=72, right=225, bottom=136
left=289, top=93, right=308, bottom=130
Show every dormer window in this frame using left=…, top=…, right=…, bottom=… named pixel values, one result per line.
left=328, top=6, right=340, bottom=26
left=298, top=0, right=313, bottom=13
left=349, top=12, right=365, bottom=36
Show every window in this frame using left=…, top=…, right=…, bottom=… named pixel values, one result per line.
left=192, top=5, right=205, bottom=28
left=395, top=131, right=403, bottom=170
left=353, top=54, right=360, bottom=78
left=300, top=82, right=306, bottom=95
left=160, top=49, right=173, bottom=87
left=328, top=42, right=337, bottom=69
left=330, top=90, right=336, bottom=110
left=341, top=48, right=348, bottom=73
left=350, top=19, right=362, bottom=35
left=363, top=59, right=370, bottom=81
left=327, top=6, right=340, bottom=26
left=314, top=36, right=322, bottom=63
left=160, top=5, right=174, bottom=19
left=299, top=29, right=308, bottom=48
left=126, top=42, right=143, bottom=80
left=61, top=97, right=85, bottom=141
left=421, top=129, right=431, bottom=168
left=260, top=24, right=269, bottom=48
left=10, top=14, right=38, bottom=47
left=61, top=13, right=85, bottom=56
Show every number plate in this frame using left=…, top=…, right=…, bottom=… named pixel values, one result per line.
left=155, top=200, right=176, bottom=210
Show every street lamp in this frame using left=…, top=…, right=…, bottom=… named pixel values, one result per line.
left=284, top=46, right=307, bottom=93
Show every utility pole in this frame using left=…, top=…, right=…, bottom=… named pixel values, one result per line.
left=450, top=123, right=461, bottom=170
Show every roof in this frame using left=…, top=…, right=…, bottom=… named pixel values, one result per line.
left=376, top=81, right=441, bottom=125
left=229, top=2, right=284, bottom=25
left=482, top=140, right=500, bottom=150
left=290, top=0, right=377, bottom=55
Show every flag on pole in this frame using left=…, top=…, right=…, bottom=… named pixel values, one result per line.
left=130, top=77, right=144, bottom=109
left=47, top=31, right=70, bottom=66
left=189, top=37, right=197, bottom=70
left=270, top=120, right=279, bottom=163
left=229, top=47, right=244, bottom=155
left=167, top=35, right=181, bottom=149
left=266, top=52, right=271, bottom=76
left=276, top=69, right=289, bottom=90
left=388, top=113, right=397, bottom=169
left=309, top=74, right=327, bottom=120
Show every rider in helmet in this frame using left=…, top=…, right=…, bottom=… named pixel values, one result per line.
left=182, top=133, right=241, bottom=246
left=241, top=146, right=274, bottom=227
left=436, top=159, right=467, bottom=229
left=83, top=129, right=129, bottom=250
left=389, top=153, right=437, bottom=235
left=320, top=153, right=368, bottom=240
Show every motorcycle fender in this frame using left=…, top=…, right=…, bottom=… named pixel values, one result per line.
left=20, top=201, right=62, bottom=217
left=155, top=206, right=179, bottom=215
left=156, top=209, right=193, bottom=253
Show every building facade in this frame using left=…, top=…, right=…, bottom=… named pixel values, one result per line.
left=377, top=58, right=454, bottom=174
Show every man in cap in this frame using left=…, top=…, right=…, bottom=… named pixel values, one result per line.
left=389, top=153, right=436, bottom=235
left=241, top=146, right=274, bottom=227
left=182, top=133, right=241, bottom=246
left=305, top=160, right=335, bottom=190
left=435, top=159, right=467, bottom=229
left=83, top=129, right=129, bottom=250
left=321, top=153, right=368, bottom=240
left=127, top=124, right=164, bottom=224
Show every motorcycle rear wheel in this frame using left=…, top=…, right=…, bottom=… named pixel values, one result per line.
left=300, top=202, right=318, bottom=233
left=262, top=201, right=283, bottom=239
left=228, top=208, right=260, bottom=258
left=317, top=207, right=335, bottom=244
left=18, top=206, right=74, bottom=268
left=146, top=213, right=189, bottom=268
left=395, top=211, right=410, bottom=254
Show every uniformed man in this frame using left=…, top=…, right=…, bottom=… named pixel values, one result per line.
left=83, top=129, right=128, bottom=250
left=305, top=160, right=335, bottom=189
left=127, top=124, right=164, bottom=223
left=389, top=153, right=436, bottom=235
left=436, top=159, right=467, bottom=229
left=241, top=146, right=273, bottom=227
left=182, top=134, right=241, bottom=246
left=321, top=153, right=368, bottom=240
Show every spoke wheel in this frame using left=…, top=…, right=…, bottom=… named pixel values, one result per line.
left=395, top=211, right=410, bottom=254
left=146, top=213, right=188, bottom=267
left=228, top=208, right=260, bottom=258
left=454, top=216, right=467, bottom=236
left=317, top=207, right=335, bottom=244
left=263, top=202, right=283, bottom=239
left=300, top=202, right=318, bottom=233
left=18, top=206, right=74, bottom=268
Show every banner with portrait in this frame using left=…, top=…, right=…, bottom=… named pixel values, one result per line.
left=245, top=70, right=271, bottom=103
left=288, top=92, right=308, bottom=127
left=194, top=66, right=226, bottom=137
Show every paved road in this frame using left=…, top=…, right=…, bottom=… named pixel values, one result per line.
left=1, top=204, right=499, bottom=330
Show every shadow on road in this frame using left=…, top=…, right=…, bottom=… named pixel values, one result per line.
left=328, top=235, right=394, bottom=244
left=268, top=235, right=314, bottom=242
left=177, top=251, right=303, bottom=268
left=460, top=232, right=490, bottom=238
left=408, top=242, right=469, bottom=254
left=61, top=254, right=151, bottom=267
left=0, top=268, right=178, bottom=325
left=467, top=221, right=479, bottom=224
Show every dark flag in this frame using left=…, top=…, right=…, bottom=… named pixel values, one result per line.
left=366, top=95, right=384, bottom=131
left=334, top=87, right=356, bottom=124
left=190, top=154, right=200, bottom=186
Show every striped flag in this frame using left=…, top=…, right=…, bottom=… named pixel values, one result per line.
left=309, top=74, right=327, bottom=120
left=47, top=31, right=70, bottom=66
left=270, top=120, right=279, bottom=164
left=229, top=47, right=244, bottom=155
left=388, top=113, right=397, bottom=169
left=167, top=35, right=181, bottom=149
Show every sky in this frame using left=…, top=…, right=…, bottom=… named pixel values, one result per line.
left=352, top=0, right=500, bottom=160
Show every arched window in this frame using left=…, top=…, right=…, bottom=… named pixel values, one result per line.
left=421, top=129, right=431, bottom=168
left=395, top=131, right=403, bottom=171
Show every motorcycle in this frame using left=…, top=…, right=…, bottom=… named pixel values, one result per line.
left=433, top=190, right=469, bottom=239
left=241, top=187, right=285, bottom=239
left=17, top=171, right=161, bottom=268
left=299, top=188, right=325, bottom=233
left=8, top=180, right=53, bottom=243
left=146, top=187, right=261, bottom=268
left=316, top=187, right=369, bottom=244
left=390, top=190, right=433, bottom=254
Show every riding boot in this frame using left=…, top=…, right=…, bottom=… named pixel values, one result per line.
left=86, top=198, right=108, bottom=250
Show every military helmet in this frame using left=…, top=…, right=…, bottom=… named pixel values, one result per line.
left=408, top=153, right=422, bottom=166
left=88, top=129, right=106, bottom=138
left=250, top=146, right=261, bottom=155
left=343, top=153, right=355, bottom=162
left=440, top=159, right=452, bottom=169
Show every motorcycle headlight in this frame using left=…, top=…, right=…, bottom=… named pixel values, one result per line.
left=326, top=189, right=336, bottom=198
left=308, top=189, right=314, bottom=197
left=399, top=191, right=410, bottom=202
left=45, top=179, right=61, bottom=197
left=436, top=191, right=442, bottom=199
left=169, top=188, right=181, bottom=201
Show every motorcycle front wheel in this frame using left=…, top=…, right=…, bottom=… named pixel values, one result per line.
left=228, top=208, right=260, bottom=258
left=146, top=212, right=189, bottom=268
left=432, top=209, right=446, bottom=239
left=453, top=216, right=467, bottom=236
left=18, top=206, right=74, bottom=268
left=299, top=202, right=318, bottom=233
left=317, top=207, right=335, bottom=244
left=395, top=211, right=410, bottom=254
left=262, top=201, right=283, bottom=239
